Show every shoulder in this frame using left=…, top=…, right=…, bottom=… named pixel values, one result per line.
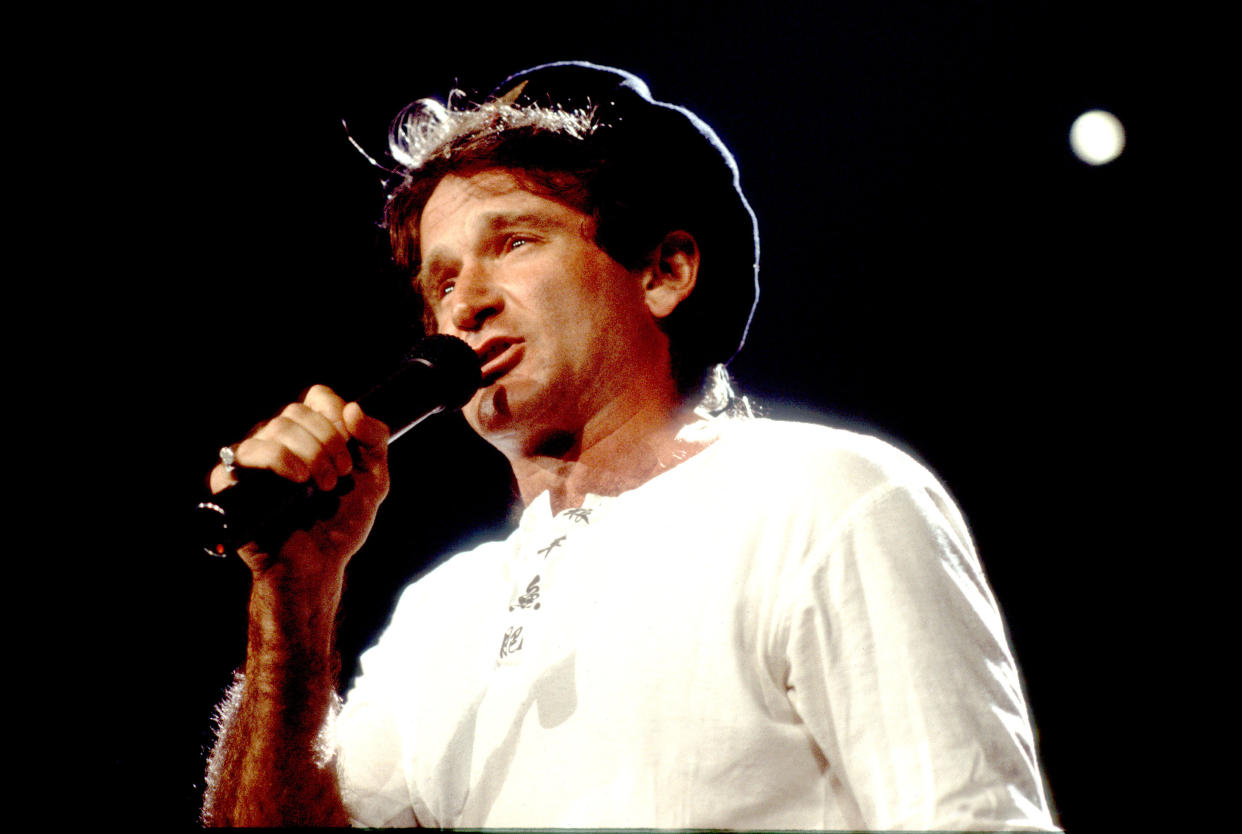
left=710, top=416, right=944, bottom=505
left=695, top=417, right=974, bottom=563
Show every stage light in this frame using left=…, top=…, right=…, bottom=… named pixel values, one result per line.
left=1070, top=109, right=1125, bottom=165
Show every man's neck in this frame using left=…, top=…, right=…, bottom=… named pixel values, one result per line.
left=507, top=399, right=716, bottom=514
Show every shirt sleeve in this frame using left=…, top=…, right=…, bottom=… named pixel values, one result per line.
left=782, top=478, right=1060, bottom=831
left=335, top=577, right=449, bottom=829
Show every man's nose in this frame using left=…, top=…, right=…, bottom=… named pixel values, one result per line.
left=446, top=261, right=503, bottom=332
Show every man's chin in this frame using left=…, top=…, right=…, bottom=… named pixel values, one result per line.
left=467, top=383, right=566, bottom=454
left=467, top=385, right=515, bottom=437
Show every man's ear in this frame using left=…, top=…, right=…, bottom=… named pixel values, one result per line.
left=642, top=230, right=700, bottom=320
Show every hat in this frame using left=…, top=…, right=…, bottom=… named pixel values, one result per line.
left=491, top=62, right=760, bottom=368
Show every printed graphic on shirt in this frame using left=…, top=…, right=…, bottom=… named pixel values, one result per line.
left=499, top=625, right=524, bottom=659
left=537, top=535, right=567, bottom=559
left=510, top=575, right=541, bottom=611
left=559, top=507, right=593, bottom=525
left=497, top=507, right=598, bottom=665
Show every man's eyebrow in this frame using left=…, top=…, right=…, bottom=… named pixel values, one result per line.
left=479, top=210, right=564, bottom=232
left=416, top=210, right=574, bottom=289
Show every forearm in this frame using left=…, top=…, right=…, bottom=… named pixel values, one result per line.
left=202, top=565, right=351, bottom=827
left=199, top=389, right=391, bottom=825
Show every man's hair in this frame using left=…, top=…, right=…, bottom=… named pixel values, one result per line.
left=383, top=71, right=756, bottom=412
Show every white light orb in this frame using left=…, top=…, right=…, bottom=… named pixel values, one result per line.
left=1070, top=109, right=1126, bottom=165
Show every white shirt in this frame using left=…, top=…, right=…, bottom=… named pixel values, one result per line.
left=335, top=418, right=1058, bottom=830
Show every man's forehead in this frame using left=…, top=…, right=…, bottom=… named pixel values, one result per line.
left=421, top=170, right=521, bottom=227
left=435, top=167, right=530, bottom=200
left=419, top=168, right=591, bottom=245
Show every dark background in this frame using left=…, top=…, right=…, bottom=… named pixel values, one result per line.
left=72, top=3, right=1168, bottom=829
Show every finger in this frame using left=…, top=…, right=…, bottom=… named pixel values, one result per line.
left=344, top=402, right=389, bottom=492
left=207, top=385, right=354, bottom=497
left=234, top=434, right=315, bottom=482
left=258, top=417, right=353, bottom=491
left=208, top=442, right=265, bottom=494
left=209, top=461, right=238, bottom=494
left=268, top=402, right=354, bottom=478
left=343, top=403, right=390, bottom=500
left=301, top=384, right=350, bottom=437
left=344, top=402, right=391, bottom=451
left=299, top=385, right=357, bottom=479
left=208, top=435, right=311, bottom=492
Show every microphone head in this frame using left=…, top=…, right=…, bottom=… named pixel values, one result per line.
left=409, top=334, right=483, bottom=410
left=357, top=334, right=482, bottom=437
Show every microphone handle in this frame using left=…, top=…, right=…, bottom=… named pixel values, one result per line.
left=195, top=468, right=344, bottom=558
left=192, top=402, right=448, bottom=559
left=193, top=336, right=480, bottom=558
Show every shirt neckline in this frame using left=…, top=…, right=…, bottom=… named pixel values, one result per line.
left=515, top=416, right=745, bottom=530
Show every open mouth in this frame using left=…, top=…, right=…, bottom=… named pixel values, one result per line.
left=477, top=339, right=521, bottom=385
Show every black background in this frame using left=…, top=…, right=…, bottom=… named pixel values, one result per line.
left=64, top=3, right=1171, bottom=829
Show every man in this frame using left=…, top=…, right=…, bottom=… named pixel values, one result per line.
left=201, top=62, right=1058, bottom=830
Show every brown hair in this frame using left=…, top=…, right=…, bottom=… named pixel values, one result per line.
left=383, top=85, right=752, bottom=404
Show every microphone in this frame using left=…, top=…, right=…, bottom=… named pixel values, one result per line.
left=193, top=334, right=482, bottom=557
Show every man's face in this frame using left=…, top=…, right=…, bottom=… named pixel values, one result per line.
left=417, top=167, right=661, bottom=450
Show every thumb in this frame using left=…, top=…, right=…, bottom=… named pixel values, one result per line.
left=344, top=402, right=391, bottom=451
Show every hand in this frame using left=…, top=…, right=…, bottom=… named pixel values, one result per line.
left=209, top=384, right=391, bottom=583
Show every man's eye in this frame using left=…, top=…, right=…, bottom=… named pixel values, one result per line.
left=506, top=236, right=532, bottom=252
left=424, top=279, right=453, bottom=302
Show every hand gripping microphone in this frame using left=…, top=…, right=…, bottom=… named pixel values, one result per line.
left=193, top=334, right=482, bottom=557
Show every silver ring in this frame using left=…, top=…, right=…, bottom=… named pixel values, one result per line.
left=219, top=445, right=239, bottom=473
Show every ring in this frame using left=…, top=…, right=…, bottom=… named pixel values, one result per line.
left=219, top=445, right=239, bottom=473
